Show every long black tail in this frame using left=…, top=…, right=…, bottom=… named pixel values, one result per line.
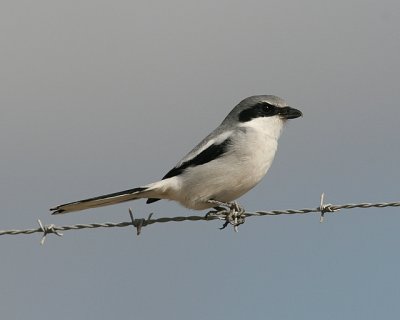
left=50, top=186, right=151, bottom=214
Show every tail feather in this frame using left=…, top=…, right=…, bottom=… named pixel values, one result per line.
left=50, top=186, right=151, bottom=214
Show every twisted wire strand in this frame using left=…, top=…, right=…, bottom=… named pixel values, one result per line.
left=1, top=200, right=399, bottom=240
left=247, top=202, right=400, bottom=217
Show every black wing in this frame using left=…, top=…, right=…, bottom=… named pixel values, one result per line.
left=146, top=138, right=231, bottom=204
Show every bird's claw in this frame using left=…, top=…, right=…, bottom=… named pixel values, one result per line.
left=206, top=200, right=246, bottom=232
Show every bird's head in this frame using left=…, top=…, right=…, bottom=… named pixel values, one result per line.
left=233, top=95, right=302, bottom=122
left=220, top=95, right=302, bottom=141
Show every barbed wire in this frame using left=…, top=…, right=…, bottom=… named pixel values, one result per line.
left=1, top=194, right=399, bottom=244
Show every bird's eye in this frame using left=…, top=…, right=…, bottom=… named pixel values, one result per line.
left=261, top=102, right=273, bottom=110
left=258, top=102, right=276, bottom=113
left=254, top=102, right=271, bottom=108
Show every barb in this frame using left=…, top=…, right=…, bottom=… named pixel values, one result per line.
left=37, top=219, right=63, bottom=245
left=1, top=195, right=400, bottom=243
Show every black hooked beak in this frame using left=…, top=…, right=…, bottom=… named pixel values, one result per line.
left=278, top=106, right=303, bottom=119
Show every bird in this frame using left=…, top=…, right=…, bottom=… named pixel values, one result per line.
left=50, top=95, right=302, bottom=215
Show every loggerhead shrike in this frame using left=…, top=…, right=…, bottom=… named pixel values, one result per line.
left=51, top=95, right=302, bottom=215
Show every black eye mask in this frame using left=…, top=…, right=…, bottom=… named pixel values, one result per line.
left=238, top=102, right=279, bottom=122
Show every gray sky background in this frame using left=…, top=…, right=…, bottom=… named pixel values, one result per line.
left=1, top=0, right=400, bottom=319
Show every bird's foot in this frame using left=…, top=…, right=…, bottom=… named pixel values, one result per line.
left=206, top=200, right=246, bottom=232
